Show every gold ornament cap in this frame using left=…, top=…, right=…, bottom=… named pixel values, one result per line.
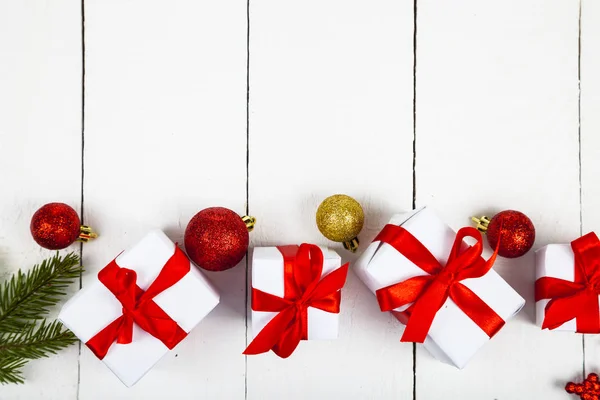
left=342, top=237, right=360, bottom=253
left=242, top=215, right=256, bottom=232
left=471, top=216, right=491, bottom=233
left=316, top=194, right=364, bottom=253
left=77, top=225, right=98, bottom=243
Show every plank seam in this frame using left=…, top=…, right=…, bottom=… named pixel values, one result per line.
left=245, top=0, right=250, bottom=398
left=412, top=0, right=418, bottom=399
left=578, top=0, right=585, bottom=378
left=578, top=1, right=583, bottom=238
left=77, top=0, right=86, bottom=398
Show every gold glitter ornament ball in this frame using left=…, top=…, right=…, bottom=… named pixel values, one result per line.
left=316, top=194, right=364, bottom=252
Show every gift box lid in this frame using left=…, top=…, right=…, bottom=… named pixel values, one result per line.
left=59, top=229, right=220, bottom=387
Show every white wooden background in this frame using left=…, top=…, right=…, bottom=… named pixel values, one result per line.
left=0, top=0, right=596, bottom=398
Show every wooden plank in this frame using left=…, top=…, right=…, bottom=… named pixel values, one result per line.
left=415, top=0, right=581, bottom=398
left=247, top=1, right=415, bottom=398
left=80, top=0, right=247, bottom=398
left=0, top=1, right=81, bottom=398
left=581, top=0, right=600, bottom=377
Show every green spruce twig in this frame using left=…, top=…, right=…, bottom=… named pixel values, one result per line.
left=0, top=320, right=77, bottom=360
left=0, top=253, right=82, bottom=384
left=0, top=355, right=28, bottom=385
left=0, top=252, right=81, bottom=333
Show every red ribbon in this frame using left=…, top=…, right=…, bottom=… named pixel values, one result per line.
left=535, top=232, right=600, bottom=333
left=374, top=225, right=504, bottom=343
left=86, top=246, right=190, bottom=359
left=244, top=244, right=349, bottom=358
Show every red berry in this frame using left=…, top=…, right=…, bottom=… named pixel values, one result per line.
left=567, top=383, right=577, bottom=393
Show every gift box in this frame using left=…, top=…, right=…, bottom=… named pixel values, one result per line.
left=244, top=244, right=349, bottom=358
left=59, top=230, right=220, bottom=387
left=354, top=207, right=525, bottom=369
left=535, top=232, right=600, bottom=333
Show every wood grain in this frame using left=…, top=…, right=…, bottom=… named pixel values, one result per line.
left=247, top=0, right=415, bottom=398
left=415, top=0, right=581, bottom=398
left=0, top=1, right=81, bottom=398
left=79, top=0, right=247, bottom=398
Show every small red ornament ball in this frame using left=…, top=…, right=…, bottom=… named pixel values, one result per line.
left=486, top=210, right=535, bottom=258
left=31, top=203, right=81, bottom=250
left=184, top=207, right=249, bottom=272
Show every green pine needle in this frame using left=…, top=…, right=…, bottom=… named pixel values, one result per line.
left=0, top=252, right=83, bottom=384
left=0, top=320, right=78, bottom=360
left=0, top=355, right=28, bottom=385
left=0, top=252, right=81, bottom=334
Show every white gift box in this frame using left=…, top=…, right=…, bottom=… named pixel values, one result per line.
left=354, top=207, right=525, bottom=369
left=251, top=246, right=342, bottom=340
left=59, top=230, right=220, bottom=387
left=535, top=244, right=580, bottom=331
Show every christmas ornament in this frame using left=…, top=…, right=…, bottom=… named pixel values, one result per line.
left=316, top=194, right=364, bottom=252
left=0, top=253, right=81, bottom=384
left=566, top=373, right=600, bottom=399
left=471, top=210, right=535, bottom=258
left=184, top=207, right=255, bottom=272
left=30, top=203, right=97, bottom=250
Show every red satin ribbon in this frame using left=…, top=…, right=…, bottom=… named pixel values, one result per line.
left=86, top=246, right=190, bottom=359
left=374, top=225, right=504, bottom=343
left=244, top=244, right=349, bottom=358
left=535, top=232, right=600, bottom=333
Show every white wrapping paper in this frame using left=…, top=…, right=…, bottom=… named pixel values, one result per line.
left=59, top=230, right=220, bottom=387
left=354, top=207, right=525, bottom=368
left=251, top=246, right=342, bottom=340
left=535, top=244, right=581, bottom=331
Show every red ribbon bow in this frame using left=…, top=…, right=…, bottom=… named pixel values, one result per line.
left=374, top=225, right=505, bottom=343
left=535, top=232, right=600, bottom=333
left=86, top=246, right=190, bottom=359
left=244, top=244, right=349, bottom=358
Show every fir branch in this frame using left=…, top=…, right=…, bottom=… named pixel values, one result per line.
left=0, top=253, right=82, bottom=384
left=0, top=320, right=77, bottom=360
left=0, top=253, right=81, bottom=333
left=0, top=355, right=28, bottom=385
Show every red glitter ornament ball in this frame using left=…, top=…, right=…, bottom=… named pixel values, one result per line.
left=31, top=203, right=81, bottom=250
left=184, top=207, right=249, bottom=272
left=486, top=210, right=535, bottom=258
